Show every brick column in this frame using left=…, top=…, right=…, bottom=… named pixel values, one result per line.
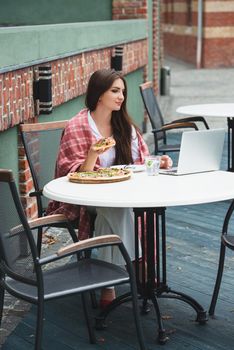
left=112, top=0, right=147, bottom=19
left=112, top=0, right=148, bottom=81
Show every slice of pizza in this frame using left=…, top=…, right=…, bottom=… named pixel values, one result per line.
left=93, top=137, right=116, bottom=151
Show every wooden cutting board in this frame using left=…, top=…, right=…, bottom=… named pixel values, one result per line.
left=68, top=170, right=131, bottom=184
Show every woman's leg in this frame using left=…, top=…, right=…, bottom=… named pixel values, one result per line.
left=94, top=207, right=141, bottom=265
left=99, top=287, right=116, bottom=308
left=95, top=207, right=140, bottom=307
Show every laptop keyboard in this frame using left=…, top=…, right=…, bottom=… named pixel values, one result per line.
left=159, top=167, right=178, bottom=175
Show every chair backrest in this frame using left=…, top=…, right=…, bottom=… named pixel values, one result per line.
left=0, top=169, right=40, bottom=285
left=20, top=120, right=68, bottom=216
left=139, top=81, right=165, bottom=140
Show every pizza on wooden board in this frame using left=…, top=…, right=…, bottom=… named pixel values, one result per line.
left=68, top=167, right=131, bottom=184
left=93, top=137, right=116, bottom=151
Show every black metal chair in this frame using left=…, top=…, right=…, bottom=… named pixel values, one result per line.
left=139, top=81, right=209, bottom=155
left=209, top=199, right=234, bottom=316
left=19, top=121, right=96, bottom=256
left=0, top=169, right=146, bottom=350
left=20, top=121, right=68, bottom=219
left=19, top=121, right=68, bottom=255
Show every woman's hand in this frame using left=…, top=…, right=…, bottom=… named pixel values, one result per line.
left=160, top=155, right=173, bottom=169
left=79, top=140, right=113, bottom=172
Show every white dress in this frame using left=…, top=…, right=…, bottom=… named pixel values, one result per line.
left=88, top=111, right=141, bottom=265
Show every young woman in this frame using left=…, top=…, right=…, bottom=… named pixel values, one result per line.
left=47, top=68, right=172, bottom=306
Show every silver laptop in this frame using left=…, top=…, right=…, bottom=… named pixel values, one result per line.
left=160, top=128, right=225, bottom=176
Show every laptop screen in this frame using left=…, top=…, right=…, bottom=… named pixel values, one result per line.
left=161, top=129, right=225, bottom=175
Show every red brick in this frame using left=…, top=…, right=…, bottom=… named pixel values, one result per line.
left=204, top=12, right=234, bottom=27
left=24, top=201, right=38, bottom=220
left=19, top=178, right=34, bottom=194
left=19, top=158, right=29, bottom=170
left=19, top=168, right=32, bottom=182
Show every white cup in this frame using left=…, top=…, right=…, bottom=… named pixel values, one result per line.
left=145, top=155, right=161, bottom=176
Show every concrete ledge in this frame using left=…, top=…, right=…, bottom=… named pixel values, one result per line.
left=0, top=19, right=147, bottom=73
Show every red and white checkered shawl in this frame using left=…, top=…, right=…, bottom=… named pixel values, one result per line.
left=46, top=108, right=149, bottom=240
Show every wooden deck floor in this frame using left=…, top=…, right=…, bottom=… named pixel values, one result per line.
left=2, top=134, right=234, bottom=350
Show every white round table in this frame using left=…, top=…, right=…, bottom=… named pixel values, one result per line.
left=176, top=103, right=234, bottom=171
left=43, top=170, right=234, bottom=208
left=43, top=170, right=234, bottom=343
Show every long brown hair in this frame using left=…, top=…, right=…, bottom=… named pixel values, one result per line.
left=85, top=69, right=138, bottom=164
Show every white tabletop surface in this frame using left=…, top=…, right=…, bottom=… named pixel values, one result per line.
left=43, top=171, right=234, bottom=208
left=176, top=103, right=234, bottom=118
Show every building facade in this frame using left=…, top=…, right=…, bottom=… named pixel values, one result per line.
left=163, top=0, right=234, bottom=68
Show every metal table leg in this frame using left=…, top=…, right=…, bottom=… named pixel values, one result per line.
left=96, top=207, right=207, bottom=344
left=134, top=207, right=207, bottom=344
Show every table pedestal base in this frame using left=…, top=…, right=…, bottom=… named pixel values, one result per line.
left=96, top=207, right=208, bottom=344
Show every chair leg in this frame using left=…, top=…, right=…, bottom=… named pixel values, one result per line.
left=35, top=299, right=44, bottom=350
left=37, top=227, right=43, bottom=257
left=90, top=291, right=98, bottom=309
left=209, top=243, right=226, bottom=316
left=81, top=292, right=96, bottom=344
left=129, top=281, right=147, bottom=350
left=0, top=287, right=5, bottom=327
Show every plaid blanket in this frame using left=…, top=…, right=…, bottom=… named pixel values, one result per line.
left=47, top=108, right=149, bottom=239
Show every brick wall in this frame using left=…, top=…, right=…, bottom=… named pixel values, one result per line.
left=0, top=69, right=34, bottom=131
left=152, top=0, right=162, bottom=93
left=112, top=0, right=163, bottom=92
left=52, top=49, right=111, bottom=108
left=203, top=2, right=234, bottom=67
left=112, top=0, right=163, bottom=129
left=163, top=0, right=234, bottom=68
left=112, top=0, right=149, bottom=82
left=163, top=0, right=197, bottom=65
left=112, top=0, right=147, bottom=19
left=163, top=32, right=197, bottom=64
left=0, top=41, right=148, bottom=133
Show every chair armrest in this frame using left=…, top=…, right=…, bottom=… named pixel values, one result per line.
left=29, top=190, right=43, bottom=198
left=38, top=235, right=122, bottom=266
left=9, top=214, right=68, bottom=236
left=28, top=214, right=69, bottom=229
left=152, top=121, right=198, bottom=133
left=172, top=116, right=209, bottom=129
left=57, top=234, right=122, bottom=257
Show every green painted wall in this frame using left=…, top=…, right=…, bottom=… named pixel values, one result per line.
left=0, top=127, right=19, bottom=184
left=39, top=95, right=86, bottom=123
left=0, top=20, right=147, bottom=72
left=0, top=0, right=112, bottom=26
left=125, top=69, right=145, bottom=129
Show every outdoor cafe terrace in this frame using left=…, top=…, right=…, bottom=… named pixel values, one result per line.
left=1, top=133, right=234, bottom=350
